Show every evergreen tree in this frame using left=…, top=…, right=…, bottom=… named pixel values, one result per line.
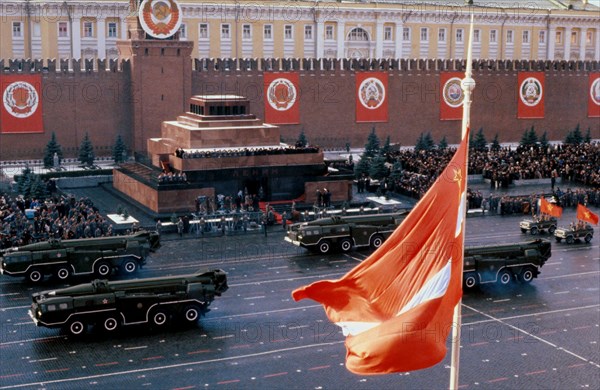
left=369, top=154, right=388, bottom=180
left=354, top=156, right=370, bottom=179
left=43, top=132, right=63, bottom=168
left=414, top=133, right=425, bottom=152
left=30, top=175, right=48, bottom=200
left=520, top=126, right=538, bottom=147
left=296, top=128, right=308, bottom=147
left=423, top=132, right=435, bottom=150
left=539, top=131, right=549, bottom=148
left=584, top=127, right=592, bottom=143
left=490, top=133, right=501, bottom=151
left=364, top=127, right=380, bottom=158
left=78, top=132, right=95, bottom=166
left=112, top=134, right=127, bottom=163
left=381, top=135, right=392, bottom=156
left=473, top=127, right=487, bottom=151
left=17, top=167, right=34, bottom=197
left=389, top=161, right=404, bottom=183
left=438, top=135, right=448, bottom=150
left=571, top=124, right=583, bottom=144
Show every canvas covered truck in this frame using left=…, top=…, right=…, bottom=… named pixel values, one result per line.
left=463, top=239, right=552, bottom=288
left=284, top=212, right=409, bottom=254
left=0, top=231, right=160, bottom=283
left=28, top=269, right=228, bottom=336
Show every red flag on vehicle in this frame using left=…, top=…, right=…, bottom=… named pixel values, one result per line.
left=577, top=204, right=599, bottom=225
left=292, top=128, right=470, bottom=375
left=540, top=197, right=563, bottom=218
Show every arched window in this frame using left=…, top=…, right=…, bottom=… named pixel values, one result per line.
left=347, top=27, right=369, bottom=41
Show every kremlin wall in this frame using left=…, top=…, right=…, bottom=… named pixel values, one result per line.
left=0, top=56, right=599, bottom=161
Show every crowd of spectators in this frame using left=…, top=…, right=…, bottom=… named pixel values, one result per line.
left=174, top=145, right=320, bottom=159
left=158, top=171, right=187, bottom=184
left=0, top=194, right=114, bottom=249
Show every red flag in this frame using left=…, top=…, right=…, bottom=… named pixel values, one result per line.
left=0, top=74, right=44, bottom=133
left=540, top=197, right=563, bottom=218
left=355, top=72, right=388, bottom=123
left=440, top=72, right=464, bottom=121
left=517, top=72, right=544, bottom=119
left=589, top=73, right=600, bottom=118
left=263, top=72, right=300, bottom=125
left=577, top=204, right=599, bottom=225
left=292, top=128, right=470, bottom=375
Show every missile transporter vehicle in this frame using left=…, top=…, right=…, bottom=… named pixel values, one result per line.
left=554, top=224, right=594, bottom=244
left=519, top=216, right=558, bottom=235
left=284, top=212, right=409, bottom=254
left=29, top=269, right=228, bottom=336
left=462, top=239, right=552, bottom=288
left=0, top=231, right=160, bottom=283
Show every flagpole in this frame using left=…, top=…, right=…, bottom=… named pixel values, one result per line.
left=449, top=13, right=475, bottom=390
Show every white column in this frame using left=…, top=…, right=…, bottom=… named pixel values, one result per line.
left=97, top=17, right=106, bottom=59
left=121, top=17, right=128, bottom=40
left=336, top=21, right=345, bottom=59
left=375, top=20, right=384, bottom=59
left=316, top=21, right=324, bottom=58
left=596, top=29, right=600, bottom=61
left=564, top=26, right=571, bottom=60
left=395, top=21, right=403, bottom=59
left=547, top=26, right=556, bottom=60
left=72, top=17, right=81, bottom=59
left=579, top=28, right=587, bottom=60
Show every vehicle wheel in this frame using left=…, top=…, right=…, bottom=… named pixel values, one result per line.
left=520, top=228, right=527, bottom=234
left=318, top=241, right=331, bottom=254
left=530, top=227, right=538, bottom=235
left=121, top=259, right=138, bottom=275
left=182, top=305, right=201, bottom=323
left=463, top=273, right=478, bottom=289
left=151, top=309, right=169, bottom=327
left=555, top=237, right=562, bottom=243
left=55, top=266, right=71, bottom=281
left=95, top=261, right=112, bottom=278
left=67, top=320, right=86, bottom=336
left=339, top=238, right=353, bottom=253
left=566, top=235, right=574, bottom=245
left=584, top=234, right=592, bottom=243
left=370, top=235, right=384, bottom=249
left=103, top=316, right=120, bottom=332
left=498, top=270, right=512, bottom=286
left=27, top=268, right=44, bottom=283
left=548, top=225, right=556, bottom=234
left=519, top=267, right=536, bottom=283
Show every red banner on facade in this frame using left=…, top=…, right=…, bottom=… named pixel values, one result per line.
left=355, top=72, right=388, bottom=123
left=440, top=72, right=464, bottom=121
left=0, top=74, right=44, bottom=134
left=263, top=72, right=300, bottom=125
left=517, top=72, right=545, bottom=119
left=588, top=73, right=600, bottom=118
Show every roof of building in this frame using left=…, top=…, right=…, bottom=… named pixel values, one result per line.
left=347, top=0, right=599, bottom=11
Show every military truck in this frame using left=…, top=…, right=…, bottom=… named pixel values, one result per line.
left=519, top=216, right=558, bottom=235
left=28, top=269, right=228, bottom=336
left=463, top=239, right=552, bottom=288
left=284, top=212, right=409, bottom=254
left=0, top=231, right=160, bottom=283
left=554, top=224, right=594, bottom=244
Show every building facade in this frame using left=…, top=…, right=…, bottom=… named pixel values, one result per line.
left=2, top=0, right=599, bottom=63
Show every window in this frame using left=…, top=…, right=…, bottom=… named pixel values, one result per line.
left=506, top=30, right=513, bottom=44
left=84, top=21, right=93, bottom=38
left=284, top=25, right=293, bottom=40
left=403, top=27, right=410, bottom=41
left=242, top=24, right=251, bottom=39
left=221, top=23, right=230, bottom=39
left=199, top=23, right=208, bottom=39
left=108, top=22, right=118, bottom=38
left=304, top=25, right=313, bottom=40
left=456, top=28, right=463, bottom=43
left=438, top=28, right=446, bottom=42
left=325, top=25, right=334, bottom=40
left=473, top=29, right=480, bottom=43
left=264, top=24, right=272, bottom=40
left=586, top=30, right=593, bottom=45
left=539, top=30, right=546, bottom=44
left=522, top=30, right=529, bottom=44
left=178, top=23, right=186, bottom=39
left=490, top=29, right=497, bottom=43
left=570, top=31, right=578, bottom=45
left=58, top=22, right=68, bottom=37
left=556, top=31, right=562, bottom=45
left=12, top=22, right=22, bottom=37
left=420, top=27, right=428, bottom=42
left=348, top=27, right=368, bottom=41
left=384, top=26, right=392, bottom=41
